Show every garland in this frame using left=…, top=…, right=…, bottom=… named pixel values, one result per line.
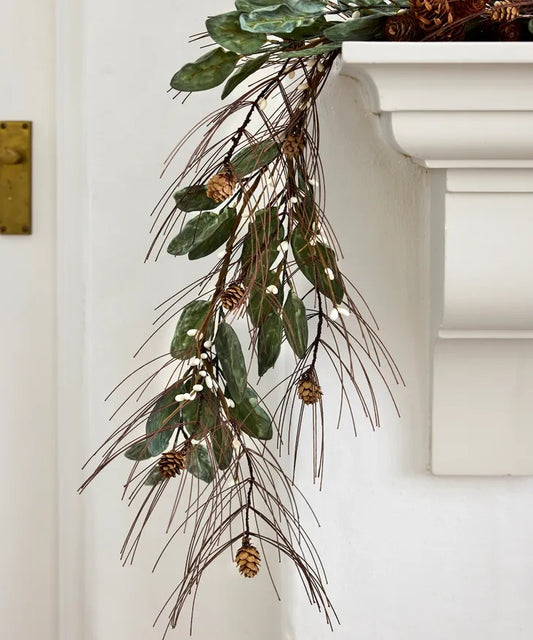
left=83, top=1, right=533, bottom=635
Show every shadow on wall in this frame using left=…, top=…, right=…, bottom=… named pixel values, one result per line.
left=318, top=71, right=431, bottom=476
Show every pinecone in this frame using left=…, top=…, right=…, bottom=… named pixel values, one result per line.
left=384, top=12, right=419, bottom=41
left=453, top=0, right=486, bottom=18
left=220, top=282, right=246, bottom=311
left=235, top=537, right=261, bottom=578
left=282, top=133, right=304, bottom=159
left=158, top=449, right=187, bottom=479
left=297, top=370, right=322, bottom=405
left=491, top=1, right=520, bottom=21
left=497, top=19, right=523, bottom=38
left=206, top=171, right=236, bottom=203
left=411, top=0, right=454, bottom=31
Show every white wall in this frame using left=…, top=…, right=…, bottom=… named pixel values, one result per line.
left=78, top=3, right=533, bottom=640
left=0, top=1, right=57, bottom=639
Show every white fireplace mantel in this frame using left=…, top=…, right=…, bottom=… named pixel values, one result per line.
left=341, top=43, right=533, bottom=475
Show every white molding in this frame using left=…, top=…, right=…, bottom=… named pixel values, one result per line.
left=56, top=0, right=87, bottom=637
left=341, top=43, right=533, bottom=476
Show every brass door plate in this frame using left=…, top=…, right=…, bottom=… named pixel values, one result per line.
left=0, top=121, right=32, bottom=235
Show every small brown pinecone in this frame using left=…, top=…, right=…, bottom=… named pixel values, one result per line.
left=220, top=282, right=246, bottom=311
left=453, top=0, right=486, bottom=18
left=282, top=133, right=304, bottom=159
left=297, top=370, right=322, bottom=406
left=384, top=12, right=419, bottom=41
left=411, top=0, right=454, bottom=31
left=497, top=19, right=523, bottom=38
left=491, top=0, right=520, bottom=21
left=158, top=449, right=187, bottom=479
left=235, top=537, right=261, bottom=578
left=206, top=171, right=236, bottom=203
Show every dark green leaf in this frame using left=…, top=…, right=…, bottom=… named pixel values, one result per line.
left=258, top=312, right=283, bottom=376
left=235, top=0, right=279, bottom=10
left=229, top=386, right=273, bottom=440
left=197, top=391, right=220, bottom=438
left=146, top=386, right=179, bottom=456
left=222, top=53, right=270, bottom=99
left=290, top=227, right=344, bottom=303
left=173, top=185, right=218, bottom=212
left=215, top=322, right=247, bottom=403
left=170, top=300, right=211, bottom=360
left=230, top=140, right=279, bottom=178
left=282, top=290, right=308, bottom=359
left=171, top=48, right=239, bottom=92
left=247, top=272, right=283, bottom=327
left=240, top=206, right=282, bottom=271
left=278, top=43, right=339, bottom=58
left=283, top=0, right=328, bottom=15
left=188, top=207, right=237, bottom=260
left=279, top=15, right=328, bottom=40
left=529, top=19, right=533, bottom=35
left=187, top=445, right=215, bottom=483
left=207, top=12, right=266, bottom=54
left=324, top=14, right=385, bottom=42
left=167, top=211, right=219, bottom=256
left=212, top=424, right=234, bottom=470
left=144, top=467, right=164, bottom=486
left=248, top=271, right=283, bottom=326
left=124, top=439, right=154, bottom=461
left=240, top=6, right=317, bottom=34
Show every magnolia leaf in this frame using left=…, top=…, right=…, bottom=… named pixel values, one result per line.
left=235, top=0, right=280, bottom=10
left=212, top=424, right=234, bottom=470
left=247, top=272, right=283, bottom=327
left=124, top=439, right=154, bottom=461
left=173, top=185, right=218, bottom=212
left=324, top=14, right=386, bottom=42
left=170, top=300, right=211, bottom=360
left=258, top=312, right=283, bottom=376
left=290, top=227, right=344, bottom=303
left=167, top=211, right=219, bottom=256
left=278, top=43, right=339, bottom=58
left=171, top=48, right=239, bottom=92
left=146, top=386, right=179, bottom=456
left=283, top=0, right=328, bottom=15
left=222, top=53, right=270, bottom=99
left=240, top=206, right=282, bottom=270
left=240, top=6, right=317, bottom=34
left=207, top=12, right=267, bottom=54
left=281, top=15, right=328, bottom=40
left=181, top=391, right=219, bottom=439
left=529, top=19, right=533, bottom=34
left=181, top=394, right=200, bottom=436
left=282, top=290, right=308, bottom=359
left=215, top=322, right=247, bottom=403
left=188, top=207, right=237, bottom=260
left=187, top=445, right=215, bottom=483
left=144, top=467, right=164, bottom=486
left=229, top=386, right=273, bottom=440
left=230, top=140, right=279, bottom=178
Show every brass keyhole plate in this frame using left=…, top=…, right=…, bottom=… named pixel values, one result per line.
left=0, top=121, right=32, bottom=235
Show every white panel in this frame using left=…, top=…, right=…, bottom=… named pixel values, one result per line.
left=433, top=339, right=533, bottom=475
left=442, top=193, right=533, bottom=331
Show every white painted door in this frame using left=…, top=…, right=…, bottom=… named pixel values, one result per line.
left=0, top=1, right=57, bottom=639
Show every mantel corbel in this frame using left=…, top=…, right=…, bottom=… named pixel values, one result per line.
left=341, top=43, right=533, bottom=475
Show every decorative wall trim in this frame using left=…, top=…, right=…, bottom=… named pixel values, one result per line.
left=341, top=43, right=533, bottom=476
left=56, top=0, right=87, bottom=637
